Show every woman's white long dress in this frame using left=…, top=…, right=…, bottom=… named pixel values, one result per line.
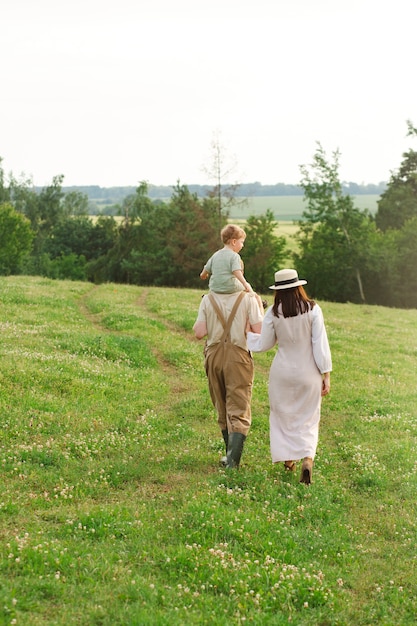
left=247, top=304, right=332, bottom=463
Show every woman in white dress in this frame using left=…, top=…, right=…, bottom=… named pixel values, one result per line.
left=247, top=269, right=332, bottom=484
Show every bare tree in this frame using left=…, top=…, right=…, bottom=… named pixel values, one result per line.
left=202, top=130, right=247, bottom=230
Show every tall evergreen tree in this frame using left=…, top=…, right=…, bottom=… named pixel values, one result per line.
left=165, top=183, right=220, bottom=288
left=242, top=210, right=288, bottom=292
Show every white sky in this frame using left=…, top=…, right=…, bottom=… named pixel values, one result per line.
left=2, top=0, right=416, bottom=187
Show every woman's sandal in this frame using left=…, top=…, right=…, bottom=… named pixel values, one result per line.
left=284, top=460, right=296, bottom=472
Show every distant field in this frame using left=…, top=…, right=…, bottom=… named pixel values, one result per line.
left=230, top=195, right=381, bottom=262
left=229, top=194, right=380, bottom=221
left=91, top=194, right=380, bottom=222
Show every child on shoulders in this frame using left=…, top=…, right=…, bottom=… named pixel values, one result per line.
left=200, top=224, right=253, bottom=294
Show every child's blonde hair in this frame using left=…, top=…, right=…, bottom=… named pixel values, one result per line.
left=221, top=224, right=246, bottom=244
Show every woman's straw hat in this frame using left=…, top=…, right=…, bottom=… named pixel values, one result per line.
left=269, top=268, right=307, bottom=290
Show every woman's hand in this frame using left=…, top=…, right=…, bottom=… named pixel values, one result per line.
left=321, top=372, right=330, bottom=396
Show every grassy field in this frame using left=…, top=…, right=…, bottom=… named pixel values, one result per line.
left=228, top=195, right=380, bottom=221
left=1, top=276, right=416, bottom=625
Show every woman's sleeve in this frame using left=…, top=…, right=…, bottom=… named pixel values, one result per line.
left=311, top=305, right=332, bottom=373
left=247, top=308, right=277, bottom=352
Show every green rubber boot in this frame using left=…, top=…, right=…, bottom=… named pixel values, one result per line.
left=225, top=432, right=246, bottom=469
left=220, top=429, right=228, bottom=466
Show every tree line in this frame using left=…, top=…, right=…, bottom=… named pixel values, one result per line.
left=0, top=121, right=415, bottom=307
left=0, top=172, right=287, bottom=290
left=54, top=181, right=387, bottom=216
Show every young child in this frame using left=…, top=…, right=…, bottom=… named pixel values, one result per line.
left=200, top=224, right=253, bottom=294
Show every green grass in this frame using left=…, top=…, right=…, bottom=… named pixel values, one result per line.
left=0, top=276, right=416, bottom=624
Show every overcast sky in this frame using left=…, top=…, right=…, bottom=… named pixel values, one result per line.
left=2, top=0, right=416, bottom=188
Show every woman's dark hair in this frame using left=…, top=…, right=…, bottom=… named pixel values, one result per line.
left=272, top=286, right=315, bottom=318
